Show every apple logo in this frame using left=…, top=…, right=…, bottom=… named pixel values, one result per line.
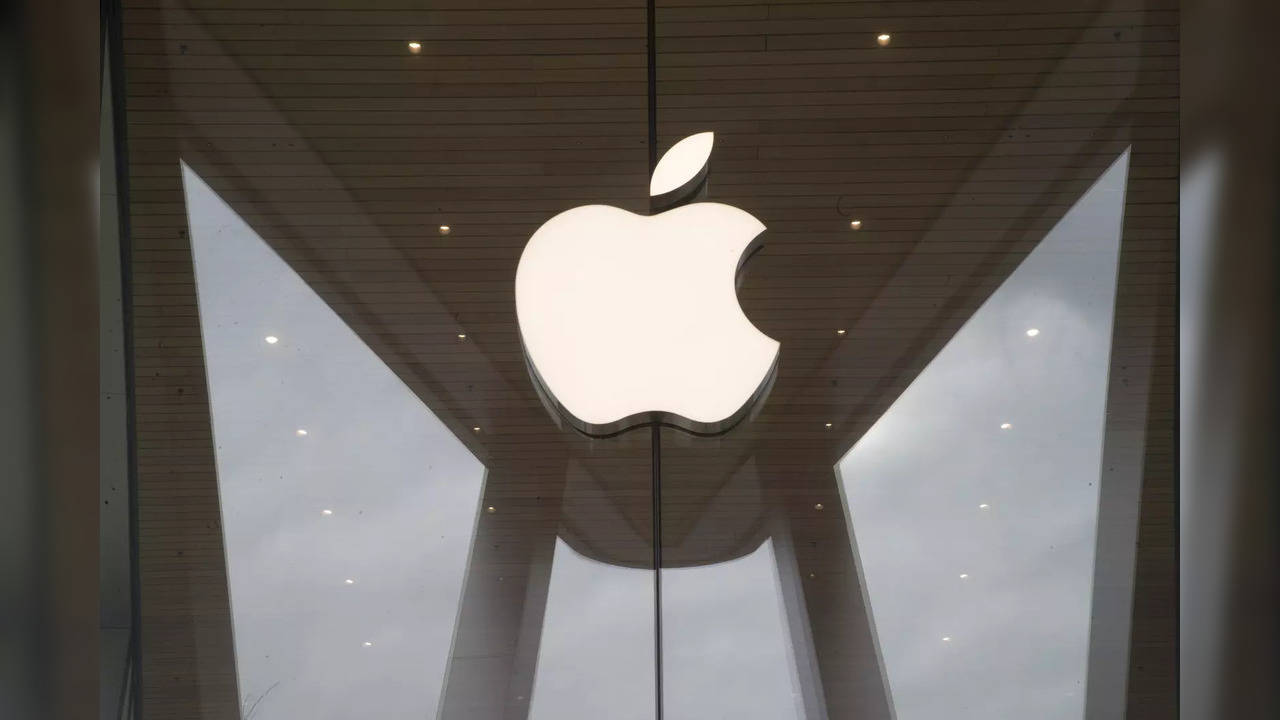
left=515, top=132, right=780, bottom=437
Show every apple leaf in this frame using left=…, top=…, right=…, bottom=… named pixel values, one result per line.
left=649, top=132, right=714, bottom=198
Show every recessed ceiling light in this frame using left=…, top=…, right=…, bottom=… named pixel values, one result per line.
left=321, top=509, right=333, bottom=516
left=363, top=641, right=374, bottom=647
left=1026, top=328, right=1040, bottom=337
left=472, top=426, right=481, bottom=433
left=877, top=33, right=891, bottom=47
left=457, top=333, right=467, bottom=340
left=438, top=224, right=451, bottom=235
left=296, top=428, right=308, bottom=436
left=959, top=573, right=969, bottom=579
left=808, top=572, right=816, bottom=579
left=836, top=329, right=846, bottom=335
left=344, top=578, right=355, bottom=585
left=849, top=219, right=862, bottom=230
left=814, top=503, right=824, bottom=511
left=407, top=41, right=421, bottom=54
left=486, top=505, right=496, bottom=514
left=825, top=422, right=833, bottom=428
left=979, top=503, right=991, bottom=510
left=264, top=335, right=279, bottom=344
left=942, top=636, right=952, bottom=642
left=1000, top=422, right=1012, bottom=430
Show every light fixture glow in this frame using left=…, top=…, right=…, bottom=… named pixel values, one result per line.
left=877, top=33, right=891, bottom=46
left=264, top=335, right=278, bottom=344
left=825, top=422, right=833, bottom=428
left=814, top=503, right=824, bottom=511
left=849, top=219, right=862, bottom=230
left=321, top=509, right=333, bottom=516
left=836, top=329, right=847, bottom=335
left=1026, top=328, right=1040, bottom=337
left=363, top=641, right=374, bottom=647
left=457, top=333, right=467, bottom=340
left=942, top=636, right=952, bottom=642
left=472, top=426, right=481, bottom=433
left=296, top=428, right=308, bottom=436
left=979, top=503, right=991, bottom=510
left=407, top=41, right=421, bottom=54
left=344, top=578, right=355, bottom=585
left=1000, top=422, right=1012, bottom=430
left=486, top=505, right=496, bottom=514
left=516, top=132, right=778, bottom=437
left=438, top=224, right=450, bottom=235
left=959, top=573, right=969, bottom=579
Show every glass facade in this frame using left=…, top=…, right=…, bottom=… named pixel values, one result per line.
left=107, top=1, right=1179, bottom=718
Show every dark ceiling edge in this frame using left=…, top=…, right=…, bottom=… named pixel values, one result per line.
left=103, top=0, right=143, bottom=716
left=1125, top=4, right=1180, bottom=714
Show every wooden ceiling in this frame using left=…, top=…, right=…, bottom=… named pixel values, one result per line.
left=118, top=0, right=1176, bottom=717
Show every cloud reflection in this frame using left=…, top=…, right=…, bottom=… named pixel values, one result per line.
left=530, top=535, right=803, bottom=720
left=838, top=151, right=1131, bottom=719
left=183, top=163, right=486, bottom=718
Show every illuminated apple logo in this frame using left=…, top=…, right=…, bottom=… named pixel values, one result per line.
left=515, top=132, right=779, bottom=437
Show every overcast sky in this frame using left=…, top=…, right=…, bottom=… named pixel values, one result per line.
left=837, top=150, right=1130, bottom=719
left=185, top=146, right=1131, bottom=719
left=185, top=163, right=486, bottom=719
left=530, top=458, right=804, bottom=720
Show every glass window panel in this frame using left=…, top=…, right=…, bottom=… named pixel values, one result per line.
left=836, top=151, right=1130, bottom=719
left=115, top=0, right=1179, bottom=716
left=662, top=537, right=805, bottom=720
left=530, top=537, right=655, bottom=720
left=184, top=163, right=486, bottom=717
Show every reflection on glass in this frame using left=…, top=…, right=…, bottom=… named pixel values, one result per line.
left=529, top=533, right=802, bottom=720
left=182, top=163, right=486, bottom=718
left=663, top=537, right=804, bottom=720
left=654, top=451, right=809, bottom=718
left=1178, top=147, right=1225, bottom=720
left=530, top=538, right=655, bottom=720
left=837, top=151, right=1131, bottom=719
